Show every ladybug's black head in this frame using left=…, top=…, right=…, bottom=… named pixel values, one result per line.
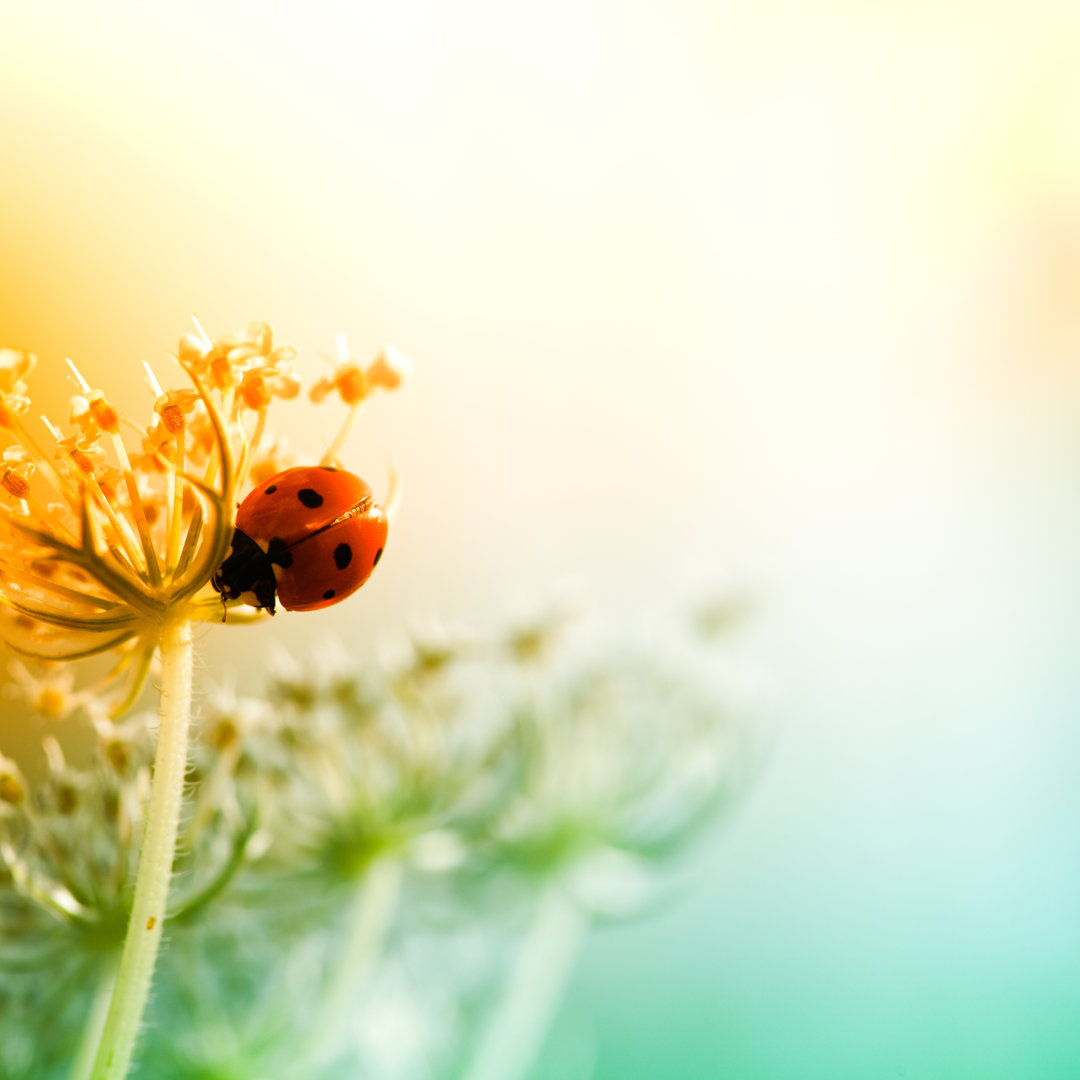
left=212, top=528, right=278, bottom=616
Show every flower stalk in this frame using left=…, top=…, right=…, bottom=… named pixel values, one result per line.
left=461, top=885, right=586, bottom=1080
left=90, top=616, right=194, bottom=1080
left=295, top=855, right=404, bottom=1076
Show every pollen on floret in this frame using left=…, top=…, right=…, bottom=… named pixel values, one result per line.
left=210, top=352, right=236, bottom=391
left=69, top=379, right=122, bottom=439
left=49, top=424, right=107, bottom=479
left=310, top=363, right=368, bottom=406
left=1, top=469, right=29, bottom=500
left=339, top=366, right=367, bottom=404
left=150, top=380, right=199, bottom=436
left=89, top=393, right=120, bottom=434
left=240, top=371, right=273, bottom=411
left=159, top=404, right=186, bottom=433
left=70, top=447, right=96, bottom=475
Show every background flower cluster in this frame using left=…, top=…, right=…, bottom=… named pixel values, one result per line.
left=0, top=600, right=754, bottom=1080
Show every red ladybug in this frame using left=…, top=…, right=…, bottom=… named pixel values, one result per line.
left=212, top=466, right=387, bottom=615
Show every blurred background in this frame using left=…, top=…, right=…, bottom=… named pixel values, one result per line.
left=3, top=1, right=1080, bottom=1075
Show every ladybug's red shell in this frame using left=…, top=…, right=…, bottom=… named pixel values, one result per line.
left=212, top=465, right=388, bottom=614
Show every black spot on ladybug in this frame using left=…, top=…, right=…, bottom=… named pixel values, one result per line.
left=319, top=465, right=338, bottom=472
left=373, top=547, right=383, bottom=567
left=264, top=484, right=277, bottom=494
left=298, top=488, right=324, bottom=508
left=322, top=589, right=336, bottom=600
left=333, top=543, right=352, bottom=570
left=267, top=537, right=293, bottom=568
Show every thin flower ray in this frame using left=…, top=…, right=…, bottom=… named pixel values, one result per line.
left=0, top=592, right=141, bottom=632
left=1, top=845, right=93, bottom=926
left=2, top=504, right=158, bottom=614
left=168, top=362, right=235, bottom=602
left=31, top=632, right=138, bottom=663
left=172, top=501, right=203, bottom=581
left=169, top=480, right=230, bottom=602
left=0, top=563, right=121, bottom=611
left=0, top=627, right=137, bottom=663
left=169, top=814, right=260, bottom=926
left=98, top=639, right=156, bottom=717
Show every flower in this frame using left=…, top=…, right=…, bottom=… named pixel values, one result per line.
left=4, top=660, right=87, bottom=721
left=365, top=344, right=412, bottom=392
left=0, top=321, right=404, bottom=717
left=309, top=336, right=411, bottom=467
left=309, top=341, right=411, bottom=405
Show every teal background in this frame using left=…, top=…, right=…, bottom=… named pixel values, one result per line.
left=556, top=397, right=1080, bottom=1077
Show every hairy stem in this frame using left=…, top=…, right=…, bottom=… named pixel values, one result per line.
left=461, top=885, right=586, bottom=1080
left=90, top=617, right=194, bottom=1080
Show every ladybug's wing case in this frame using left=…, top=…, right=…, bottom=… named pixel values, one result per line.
left=237, top=466, right=374, bottom=545
left=276, top=505, right=388, bottom=612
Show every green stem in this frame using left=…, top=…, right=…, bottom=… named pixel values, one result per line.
left=461, top=884, right=586, bottom=1080
left=296, top=856, right=402, bottom=1075
left=69, top=958, right=119, bottom=1080
left=90, top=617, right=194, bottom=1080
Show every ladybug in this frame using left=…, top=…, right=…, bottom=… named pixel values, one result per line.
left=211, top=465, right=387, bottom=616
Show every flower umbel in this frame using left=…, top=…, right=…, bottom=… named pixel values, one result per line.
left=0, top=336, right=238, bottom=710
left=0, top=321, right=405, bottom=1080
left=0, top=321, right=404, bottom=711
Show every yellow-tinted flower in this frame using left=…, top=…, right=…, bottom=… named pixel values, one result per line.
left=239, top=366, right=300, bottom=411
left=310, top=336, right=411, bottom=467
left=310, top=340, right=410, bottom=405
left=0, top=321, right=405, bottom=719
left=310, top=362, right=368, bottom=406
left=365, top=344, right=412, bottom=392
left=4, top=659, right=86, bottom=721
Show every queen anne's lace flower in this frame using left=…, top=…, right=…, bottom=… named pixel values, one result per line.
left=0, top=321, right=406, bottom=717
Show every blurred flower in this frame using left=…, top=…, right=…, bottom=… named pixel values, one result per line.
left=3, top=660, right=86, bottom=721
left=365, top=344, right=413, bottom=392
left=309, top=336, right=411, bottom=467
left=0, top=590, right=755, bottom=1079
